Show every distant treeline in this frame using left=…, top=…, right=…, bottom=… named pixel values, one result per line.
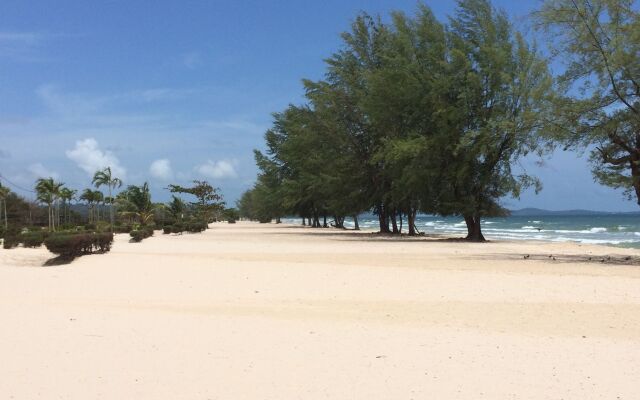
left=238, top=0, right=640, bottom=241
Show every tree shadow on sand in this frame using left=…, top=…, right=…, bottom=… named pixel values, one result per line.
left=43, top=255, right=76, bottom=266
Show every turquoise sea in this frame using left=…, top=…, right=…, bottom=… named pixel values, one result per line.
left=284, top=214, right=640, bottom=248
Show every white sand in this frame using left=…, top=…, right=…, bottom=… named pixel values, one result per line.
left=1, top=222, right=639, bottom=399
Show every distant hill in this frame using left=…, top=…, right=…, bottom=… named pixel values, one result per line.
left=509, top=207, right=640, bottom=217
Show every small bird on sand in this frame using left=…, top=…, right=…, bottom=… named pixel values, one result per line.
left=524, top=254, right=530, bottom=259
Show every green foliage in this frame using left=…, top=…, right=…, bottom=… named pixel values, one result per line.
left=3, top=234, right=20, bottom=249
left=242, top=1, right=554, bottom=240
left=20, top=231, right=48, bottom=248
left=223, top=207, right=240, bottom=222
left=113, top=224, right=133, bottom=234
left=168, top=181, right=225, bottom=223
left=171, top=223, right=185, bottom=234
left=117, top=183, right=156, bottom=225
left=536, top=0, right=640, bottom=203
left=129, top=227, right=153, bottom=243
left=44, top=232, right=114, bottom=258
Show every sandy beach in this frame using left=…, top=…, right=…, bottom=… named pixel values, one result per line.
left=1, top=221, right=639, bottom=399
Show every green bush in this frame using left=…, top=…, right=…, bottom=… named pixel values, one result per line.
left=84, top=223, right=96, bottom=231
left=20, top=231, right=48, bottom=248
left=187, top=222, right=207, bottom=233
left=114, top=224, right=133, bottom=234
left=44, top=232, right=114, bottom=258
left=3, top=234, right=19, bottom=249
left=163, top=225, right=172, bottom=234
left=228, top=219, right=236, bottom=224
left=130, top=227, right=153, bottom=242
left=171, top=223, right=184, bottom=234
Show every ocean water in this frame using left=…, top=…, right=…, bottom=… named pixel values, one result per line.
left=283, top=214, right=640, bottom=248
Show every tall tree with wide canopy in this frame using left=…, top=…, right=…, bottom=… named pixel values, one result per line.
left=445, top=0, right=554, bottom=240
left=536, top=0, right=640, bottom=205
left=168, top=180, right=224, bottom=224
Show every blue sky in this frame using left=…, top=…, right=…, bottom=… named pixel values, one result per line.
left=0, top=0, right=636, bottom=211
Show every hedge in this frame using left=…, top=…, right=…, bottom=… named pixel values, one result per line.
left=3, top=234, right=20, bottom=249
left=130, top=227, right=154, bottom=242
left=21, top=231, right=49, bottom=248
left=163, top=221, right=207, bottom=235
left=44, top=232, right=114, bottom=258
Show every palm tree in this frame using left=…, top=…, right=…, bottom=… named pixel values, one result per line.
left=35, top=177, right=64, bottom=231
left=92, top=167, right=122, bottom=232
left=167, top=195, right=186, bottom=222
left=121, top=183, right=155, bottom=225
left=0, top=184, right=9, bottom=230
left=59, top=188, right=77, bottom=225
left=93, top=190, right=104, bottom=222
left=80, top=188, right=96, bottom=223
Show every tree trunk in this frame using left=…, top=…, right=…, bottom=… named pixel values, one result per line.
left=323, top=214, right=327, bottom=228
left=408, top=210, right=416, bottom=236
left=464, top=215, right=486, bottom=242
left=109, top=186, right=114, bottom=232
left=353, top=215, right=360, bottom=231
left=377, top=205, right=391, bottom=233
left=629, top=154, right=640, bottom=206
left=276, top=217, right=281, bottom=224
left=312, top=210, right=320, bottom=228
left=391, top=210, right=399, bottom=234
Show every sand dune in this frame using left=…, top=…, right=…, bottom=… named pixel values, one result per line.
left=1, top=222, right=639, bottom=399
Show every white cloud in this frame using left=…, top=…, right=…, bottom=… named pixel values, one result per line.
left=28, top=163, right=59, bottom=179
left=149, top=159, right=173, bottom=180
left=196, top=159, right=238, bottom=180
left=65, top=138, right=126, bottom=179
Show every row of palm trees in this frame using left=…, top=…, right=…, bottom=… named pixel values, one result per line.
left=34, top=167, right=122, bottom=232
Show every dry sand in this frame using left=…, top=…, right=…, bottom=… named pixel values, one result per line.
left=1, top=221, right=639, bottom=399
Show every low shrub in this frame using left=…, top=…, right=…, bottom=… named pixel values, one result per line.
left=21, top=231, right=48, bottom=248
left=130, top=227, right=153, bottom=243
left=84, top=223, right=96, bottom=231
left=187, top=222, right=207, bottom=233
left=171, top=223, right=184, bottom=234
left=228, top=219, right=236, bottom=224
left=3, top=234, right=19, bottom=249
left=44, top=232, right=114, bottom=258
left=163, top=225, right=172, bottom=234
left=114, top=224, right=133, bottom=234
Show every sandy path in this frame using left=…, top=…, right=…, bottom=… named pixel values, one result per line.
left=1, top=222, right=639, bottom=399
